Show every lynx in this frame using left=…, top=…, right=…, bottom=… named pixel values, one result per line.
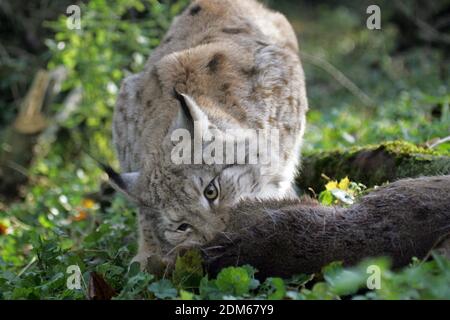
left=112, top=0, right=308, bottom=270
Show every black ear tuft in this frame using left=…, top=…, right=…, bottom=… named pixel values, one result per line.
left=173, top=88, right=194, bottom=124
left=81, top=149, right=137, bottom=194
left=101, top=164, right=126, bottom=190
left=172, top=88, right=196, bottom=136
left=81, top=149, right=124, bottom=188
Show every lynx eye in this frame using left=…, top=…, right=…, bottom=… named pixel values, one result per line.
left=177, top=223, right=192, bottom=232
left=204, top=182, right=218, bottom=201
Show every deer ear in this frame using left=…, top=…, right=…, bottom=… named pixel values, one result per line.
left=171, top=89, right=209, bottom=134
left=103, top=165, right=139, bottom=199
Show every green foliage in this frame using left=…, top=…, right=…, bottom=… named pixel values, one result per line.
left=116, top=262, right=154, bottom=299
left=276, top=2, right=450, bottom=154
left=45, top=0, right=188, bottom=162
left=262, top=278, right=287, bottom=300
left=148, top=279, right=178, bottom=299
left=1, top=191, right=450, bottom=300
left=1, top=0, right=449, bottom=300
left=318, top=176, right=367, bottom=206
left=172, top=249, right=204, bottom=290
left=215, top=266, right=257, bottom=296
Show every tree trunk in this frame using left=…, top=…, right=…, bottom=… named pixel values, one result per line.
left=0, top=67, right=67, bottom=200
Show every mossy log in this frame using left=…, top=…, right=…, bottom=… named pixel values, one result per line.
left=296, top=141, right=450, bottom=193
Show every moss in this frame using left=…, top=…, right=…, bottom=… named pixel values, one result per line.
left=382, top=140, right=440, bottom=156
left=303, top=140, right=440, bottom=159
left=297, top=140, right=450, bottom=193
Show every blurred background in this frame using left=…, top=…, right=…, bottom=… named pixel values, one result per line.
left=0, top=0, right=449, bottom=300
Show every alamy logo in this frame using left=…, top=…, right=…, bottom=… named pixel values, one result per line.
left=66, top=5, right=81, bottom=30
left=170, top=121, right=280, bottom=169
left=366, top=265, right=382, bottom=290
left=366, top=5, right=381, bottom=30
left=66, top=265, right=82, bottom=290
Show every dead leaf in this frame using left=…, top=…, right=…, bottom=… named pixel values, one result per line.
left=88, top=272, right=116, bottom=300
left=72, top=210, right=88, bottom=222
left=0, top=222, right=7, bottom=235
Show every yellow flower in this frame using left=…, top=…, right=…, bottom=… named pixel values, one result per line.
left=82, top=198, right=96, bottom=209
left=338, top=177, right=350, bottom=190
left=325, top=181, right=338, bottom=191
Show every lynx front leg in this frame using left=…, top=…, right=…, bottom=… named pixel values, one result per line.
left=132, top=214, right=167, bottom=275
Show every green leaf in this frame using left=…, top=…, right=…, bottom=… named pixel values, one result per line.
left=215, top=267, right=252, bottom=296
left=148, top=279, right=178, bottom=300
left=264, top=277, right=286, bottom=300
left=327, top=269, right=366, bottom=296
left=307, top=282, right=336, bottom=300
left=288, top=274, right=314, bottom=287
left=318, top=190, right=334, bottom=205
left=199, top=276, right=223, bottom=300
left=180, top=289, right=194, bottom=300
left=322, top=261, right=343, bottom=279
left=127, top=262, right=141, bottom=278
left=172, top=249, right=204, bottom=289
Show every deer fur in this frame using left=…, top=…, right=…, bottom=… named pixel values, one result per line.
left=202, top=176, right=450, bottom=278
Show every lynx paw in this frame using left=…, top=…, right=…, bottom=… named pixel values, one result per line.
left=131, top=253, right=168, bottom=276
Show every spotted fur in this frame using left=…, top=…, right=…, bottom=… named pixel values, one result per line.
left=112, top=0, right=308, bottom=269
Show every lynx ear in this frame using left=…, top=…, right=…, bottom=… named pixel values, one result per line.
left=172, top=89, right=209, bottom=134
left=103, top=165, right=139, bottom=198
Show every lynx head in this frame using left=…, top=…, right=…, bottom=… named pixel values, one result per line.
left=109, top=91, right=284, bottom=258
